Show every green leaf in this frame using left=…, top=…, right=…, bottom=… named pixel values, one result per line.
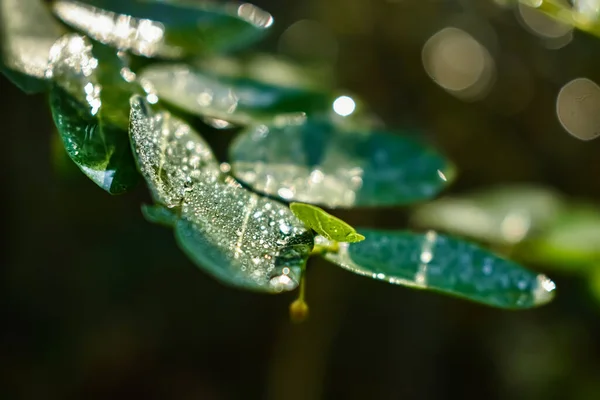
left=52, top=0, right=273, bottom=58
left=141, top=204, right=178, bottom=228
left=129, top=95, right=220, bottom=208
left=48, top=34, right=139, bottom=194
left=320, top=229, right=556, bottom=309
left=229, top=118, right=454, bottom=208
left=50, top=86, right=139, bottom=193
left=129, top=97, right=314, bottom=292
left=0, top=0, right=65, bottom=93
left=197, top=53, right=335, bottom=93
left=412, top=185, right=563, bottom=245
left=175, top=174, right=314, bottom=293
left=290, top=202, right=364, bottom=243
left=519, top=205, right=600, bottom=270
left=138, top=63, right=331, bottom=126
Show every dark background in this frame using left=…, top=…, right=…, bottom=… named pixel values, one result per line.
left=3, top=1, right=600, bottom=399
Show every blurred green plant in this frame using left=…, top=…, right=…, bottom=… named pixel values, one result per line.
left=1, top=0, right=567, bottom=320
left=519, top=0, right=600, bottom=38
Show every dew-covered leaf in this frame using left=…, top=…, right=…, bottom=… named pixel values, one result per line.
left=52, top=0, right=273, bottom=59
left=0, top=0, right=65, bottom=93
left=48, top=34, right=140, bottom=194
left=130, top=95, right=314, bottom=292
left=129, top=95, right=219, bottom=208
left=412, top=185, right=563, bottom=245
left=175, top=174, right=314, bottom=293
left=141, top=204, right=178, bottom=228
left=229, top=118, right=453, bottom=208
left=320, top=229, right=556, bottom=309
left=519, top=205, right=600, bottom=269
left=138, top=63, right=331, bottom=126
left=290, top=202, right=364, bottom=243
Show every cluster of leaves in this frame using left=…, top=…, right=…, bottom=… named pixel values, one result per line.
left=1, top=0, right=561, bottom=319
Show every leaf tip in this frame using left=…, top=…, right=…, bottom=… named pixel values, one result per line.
left=348, top=232, right=365, bottom=243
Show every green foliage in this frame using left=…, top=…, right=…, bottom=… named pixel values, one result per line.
left=412, top=185, right=600, bottom=271
left=521, top=205, right=600, bottom=270
left=48, top=34, right=139, bottom=194
left=230, top=118, right=454, bottom=208
left=412, top=185, right=563, bottom=245
left=0, top=0, right=65, bottom=93
left=320, top=229, right=555, bottom=309
left=290, top=202, right=365, bottom=243
left=52, top=0, right=273, bottom=58
left=139, top=63, right=332, bottom=125
left=2, top=0, right=568, bottom=315
left=141, top=204, right=177, bottom=228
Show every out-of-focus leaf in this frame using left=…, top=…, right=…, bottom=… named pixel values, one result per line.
left=52, top=0, right=273, bottom=58
left=412, top=185, right=563, bottom=245
left=48, top=34, right=139, bottom=194
left=519, top=205, right=600, bottom=269
left=196, top=53, right=335, bottom=92
left=0, top=0, right=65, bottom=93
left=139, top=63, right=331, bottom=125
left=141, top=204, right=178, bottom=228
left=290, top=202, right=364, bottom=243
left=229, top=118, right=453, bottom=208
left=175, top=174, right=314, bottom=293
left=524, top=0, right=600, bottom=39
left=320, top=229, right=556, bottom=309
left=129, top=96, right=314, bottom=292
left=129, top=95, right=219, bottom=208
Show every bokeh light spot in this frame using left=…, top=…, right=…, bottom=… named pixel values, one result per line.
left=422, top=27, right=496, bottom=101
left=557, top=77, right=600, bottom=141
left=333, top=96, right=356, bottom=117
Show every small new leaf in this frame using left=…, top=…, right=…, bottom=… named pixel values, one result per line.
left=290, top=202, right=365, bottom=243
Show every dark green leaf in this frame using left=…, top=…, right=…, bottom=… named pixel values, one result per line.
left=48, top=34, right=139, bottom=194
left=50, top=86, right=139, bottom=193
left=139, top=63, right=331, bottom=125
left=129, top=95, right=219, bottom=208
left=321, top=229, right=556, bottom=309
left=412, top=185, right=563, bottom=245
left=229, top=118, right=454, bottom=208
left=0, top=0, right=65, bottom=93
left=175, top=174, right=314, bottom=293
left=141, top=204, right=178, bottom=228
left=52, top=0, right=273, bottom=58
left=290, top=202, right=364, bottom=243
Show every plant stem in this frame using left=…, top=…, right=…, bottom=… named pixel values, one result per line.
left=311, top=241, right=339, bottom=256
left=289, top=259, right=310, bottom=323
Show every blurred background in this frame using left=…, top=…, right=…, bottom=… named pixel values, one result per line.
left=3, top=0, right=600, bottom=399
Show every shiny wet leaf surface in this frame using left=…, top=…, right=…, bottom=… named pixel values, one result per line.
left=139, top=63, right=331, bottom=125
left=322, top=229, right=556, bottom=309
left=130, top=97, right=314, bottom=293
left=52, top=0, right=273, bottom=58
left=176, top=174, right=314, bottom=293
left=48, top=34, right=139, bottom=194
left=0, top=0, right=64, bottom=93
left=129, top=95, right=219, bottom=208
left=230, top=118, right=453, bottom=208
